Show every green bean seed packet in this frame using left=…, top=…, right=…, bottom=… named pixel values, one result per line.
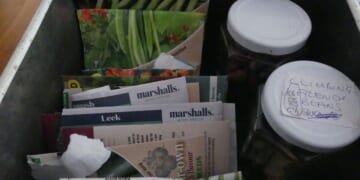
left=77, top=9, right=205, bottom=69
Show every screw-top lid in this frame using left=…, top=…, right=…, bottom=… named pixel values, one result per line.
left=227, top=0, right=312, bottom=55
left=261, top=61, right=360, bottom=152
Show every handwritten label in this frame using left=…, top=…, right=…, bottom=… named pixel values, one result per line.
left=281, top=74, right=360, bottom=128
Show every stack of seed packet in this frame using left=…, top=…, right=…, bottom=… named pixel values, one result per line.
left=28, top=0, right=241, bottom=179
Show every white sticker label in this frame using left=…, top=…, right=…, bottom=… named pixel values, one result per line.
left=281, top=73, right=360, bottom=128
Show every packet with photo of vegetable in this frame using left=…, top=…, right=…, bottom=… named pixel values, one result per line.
left=77, top=9, right=205, bottom=70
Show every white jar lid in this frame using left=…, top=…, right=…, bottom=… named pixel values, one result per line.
left=261, top=61, right=360, bottom=152
left=227, top=0, right=312, bottom=55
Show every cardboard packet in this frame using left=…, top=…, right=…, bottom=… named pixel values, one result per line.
left=109, top=136, right=206, bottom=178
left=63, top=76, right=227, bottom=102
left=71, top=77, right=188, bottom=108
left=66, top=82, right=199, bottom=108
left=63, top=88, right=82, bottom=108
left=187, top=82, right=200, bottom=102
left=59, top=103, right=237, bottom=170
left=28, top=136, right=207, bottom=179
left=71, top=85, right=111, bottom=100
left=60, top=121, right=232, bottom=176
left=42, top=113, right=62, bottom=152
left=78, top=9, right=205, bottom=70
left=61, top=102, right=224, bottom=127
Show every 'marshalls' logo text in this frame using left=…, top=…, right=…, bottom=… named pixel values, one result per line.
left=170, top=108, right=214, bottom=118
left=137, top=84, right=179, bottom=99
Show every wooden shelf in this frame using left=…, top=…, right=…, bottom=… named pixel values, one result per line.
left=0, top=0, right=41, bottom=73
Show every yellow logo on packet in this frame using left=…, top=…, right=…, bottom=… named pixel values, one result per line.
left=67, top=79, right=81, bottom=89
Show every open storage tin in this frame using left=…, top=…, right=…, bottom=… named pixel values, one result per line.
left=1, top=0, right=360, bottom=178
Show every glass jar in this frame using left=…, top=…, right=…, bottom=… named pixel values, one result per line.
left=214, top=1, right=312, bottom=172
left=221, top=0, right=312, bottom=87
left=241, top=61, right=360, bottom=180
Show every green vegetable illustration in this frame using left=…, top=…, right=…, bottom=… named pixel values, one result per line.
left=111, top=10, right=130, bottom=67
left=95, top=0, right=104, bottom=8
left=146, top=0, right=161, bottom=10
left=155, top=0, right=174, bottom=10
left=186, top=0, right=199, bottom=11
left=112, top=0, right=133, bottom=8
left=132, top=0, right=148, bottom=9
left=76, top=0, right=207, bottom=11
left=78, top=9, right=205, bottom=69
left=170, top=0, right=186, bottom=11
left=143, top=11, right=154, bottom=58
left=149, top=11, right=162, bottom=56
